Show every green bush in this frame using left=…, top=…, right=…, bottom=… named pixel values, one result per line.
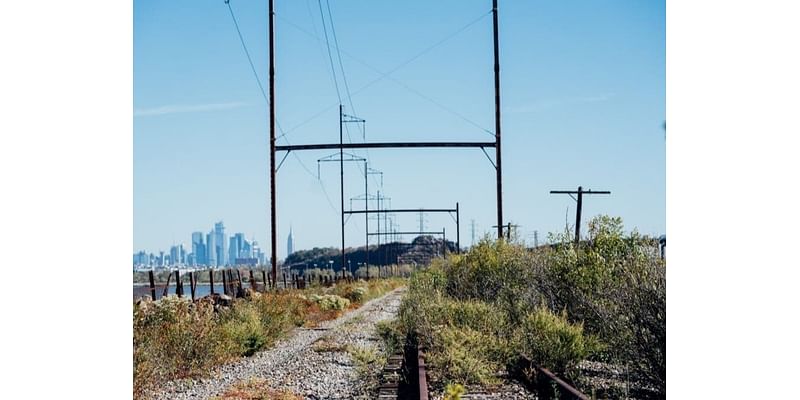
left=341, top=286, right=367, bottom=303
left=219, top=304, right=267, bottom=356
left=309, top=294, right=351, bottom=311
left=443, top=239, right=541, bottom=326
left=444, top=383, right=466, bottom=400
left=516, top=307, right=601, bottom=374
left=543, top=216, right=665, bottom=389
left=427, top=326, right=505, bottom=385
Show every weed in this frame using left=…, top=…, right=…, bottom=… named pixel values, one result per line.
left=212, top=378, right=302, bottom=400
left=312, top=336, right=347, bottom=353
left=347, top=345, right=382, bottom=374
left=516, top=307, right=602, bottom=374
left=443, top=383, right=466, bottom=400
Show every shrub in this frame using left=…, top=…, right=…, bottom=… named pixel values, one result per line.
left=251, top=293, right=309, bottom=337
left=219, top=304, right=267, bottom=357
left=516, top=307, right=601, bottom=374
left=542, top=216, right=665, bottom=389
left=341, top=286, right=367, bottom=303
left=443, top=239, right=540, bottom=326
left=309, top=294, right=350, bottom=311
left=427, top=326, right=505, bottom=385
left=133, top=296, right=228, bottom=394
left=398, top=215, right=665, bottom=396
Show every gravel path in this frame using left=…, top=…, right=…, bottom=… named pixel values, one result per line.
left=145, top=287, right=406, bottom=400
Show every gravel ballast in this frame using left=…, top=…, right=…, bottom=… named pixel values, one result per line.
left=145, top=287, right=406, bottom=400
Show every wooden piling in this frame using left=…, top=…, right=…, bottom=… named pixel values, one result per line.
left=190, top=272, right=196, bottom=301
left=163, top=270, right=172, bottom=298
left=210, top=269, right=215, bottom=295
left=175, top=270, right=182, bottom=298
left=148, top=270, right=156, bottom=300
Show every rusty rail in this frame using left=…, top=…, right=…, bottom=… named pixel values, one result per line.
left=518, top=356, right=590, bottom=400
left=418, top=344, right=428, bottom=400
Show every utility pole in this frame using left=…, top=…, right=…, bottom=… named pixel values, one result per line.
left=534, top=230, right=539, bottom=247
left=550, top=186, right=611, bottom=245
left=339, top=105, right=345, bottom=279
left=493, top=223, right=519, bottom=238
left=493, top=0, right=503, bottom=239
left=268, top=0, right=277, bottom=288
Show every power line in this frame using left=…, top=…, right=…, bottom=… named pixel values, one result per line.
left=275, top=11, right=494, bottom=138
left=320, top=0, right=368, bottom=178
left=225, top=1, right=267, bottom=103
left=325, top=0, right=356, bottom=118
left=316, top=0, right=342, bottom=105
left=224, top=1, right=338, bottom=218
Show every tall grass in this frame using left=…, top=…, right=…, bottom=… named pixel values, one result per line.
left=396, top=215, right=665, bottom=394
left=133, top=278, right=405, bottom=397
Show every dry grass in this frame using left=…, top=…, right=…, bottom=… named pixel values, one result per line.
left=312, top=336, right=347, bottom=353
left=212, top=378, right=301, bottom=400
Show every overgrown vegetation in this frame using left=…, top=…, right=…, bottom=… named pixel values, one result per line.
left=348, top=345, right=382, bottom=374
left=211, top=378, right=302, bottom=400
left=133, top=278, right=405, bottom=397
left=396, top=215, right=665, bottom=397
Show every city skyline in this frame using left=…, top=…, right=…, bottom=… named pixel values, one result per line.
left=133, top=220, right=268, bottom=268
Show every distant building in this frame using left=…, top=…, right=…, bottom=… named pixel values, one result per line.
left=192, top=232, right=206, bottom=266
left=235, top=257, right=258, bottom=266
left=252, top=240, right=264, bottom=265
left=229, top=233, right=245, bottom=265
left=206, top=232, right=216, bottom=266
left=213, top=221, right=227, bottom=266
left=242, top=239, right=252, bottom=258
left=170, top=245, right=180, bottom=266
left=133, top=251, right=148, bottom=266
left=287, top=227, right=295, bottom=259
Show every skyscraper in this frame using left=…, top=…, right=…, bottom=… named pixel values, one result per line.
left=192, top=232, right=206, bottom=266
left=170, top=245, right=179, bottom=266
left=213, top=221, right=227, bottom=266
left=206, top=232, right=216, bottom=266
left=287, top=226, right=295, bottom=259
left=242, top=238, right=252, bottom=258
left=229, top=233, right=245, bottom=265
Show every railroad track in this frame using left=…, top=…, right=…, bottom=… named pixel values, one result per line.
left=379, top=340, right=591, bottom=400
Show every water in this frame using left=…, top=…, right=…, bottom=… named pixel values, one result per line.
left=133, top=283, right=228, bottom=300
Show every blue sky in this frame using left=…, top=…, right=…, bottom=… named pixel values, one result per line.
left=134, top=0, right=665, bottom=258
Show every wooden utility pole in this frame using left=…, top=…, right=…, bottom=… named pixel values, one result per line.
left=550, top=186, right=611, bottom=245
left=268, top=0, right=277, bottom=288
left=492, top=0, right=503, bottom=239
